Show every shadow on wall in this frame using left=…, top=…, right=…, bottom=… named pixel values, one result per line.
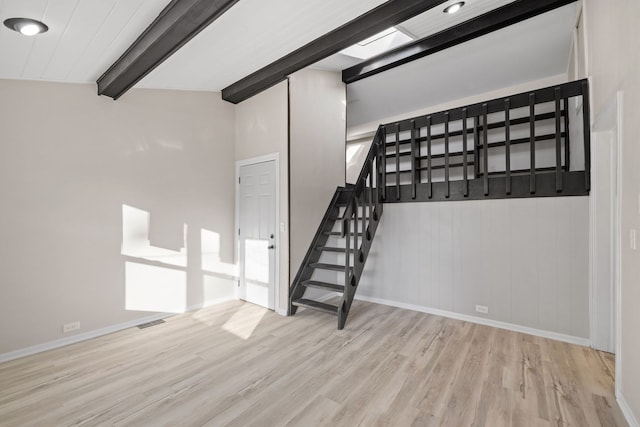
left=121, top=204, right=237, bottom=313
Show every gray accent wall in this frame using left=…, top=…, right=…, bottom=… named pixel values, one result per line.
left=358, top=197, right=590, bottom=339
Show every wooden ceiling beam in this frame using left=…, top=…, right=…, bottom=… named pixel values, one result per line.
left=97, top=0, right=239, bottom=100
left=221, top=0, right=449, bottom=104
left=342, top=0, right=577, bottom=84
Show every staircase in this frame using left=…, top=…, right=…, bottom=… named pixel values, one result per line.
left=289, top=127, right=385, bottom=329
left=289, top=79, right=591, bottom=329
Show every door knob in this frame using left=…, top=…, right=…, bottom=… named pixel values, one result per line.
left=268, top=244, right=275, bottom=250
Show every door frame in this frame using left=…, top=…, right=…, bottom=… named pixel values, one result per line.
left=589, top=90, right=622, bottom=356
left=235, top=153, right=280, bottom=312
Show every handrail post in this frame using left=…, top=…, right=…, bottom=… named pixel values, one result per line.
left=410, top=120, right=417, bottom=199
left=444, top=112, right=450, bottom=198
left=427, top=116, right=432, bottom=198
left=462, top=108, right=469, bottom=197
left=395, top=123, right=400, bottom=200
left=482, top=103, right=489, bottom=196
left=505, top=99, right=511, bottom=195
left=381, top=126, right=387, bottom=201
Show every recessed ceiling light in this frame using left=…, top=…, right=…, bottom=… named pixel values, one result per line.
left=443, top=2, right=465, bottom=14
left=3, top=18, right=48, bottom=36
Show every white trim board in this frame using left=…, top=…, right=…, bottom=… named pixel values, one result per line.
left=235, top=152, right=281, bottom=313
left=355, top=295, right=591, bottom=347
left=618, top=392, right=640, bottom=427
left=0, top=296, right=237, bottom=364
left=0, top=313, right=170, bottom=364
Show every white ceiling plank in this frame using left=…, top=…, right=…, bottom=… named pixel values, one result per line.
left=66, top=0, right=167, bottom=82
left=21, top=0, right=80, bottom=80
left=138, top=0, right=387, bottom=91
left=41, top=0, right=117, bottom=81
left=397, top=0, right=518, bottom=39
left=0, top=0, right=48, bottom=78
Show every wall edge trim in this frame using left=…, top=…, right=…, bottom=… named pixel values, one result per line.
left=355, top=295, right=591, bottom=347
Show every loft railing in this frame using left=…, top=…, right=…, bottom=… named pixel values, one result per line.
left=338, top=126, right=384, bottom=328
left=379, top=79, right=591, bottom=202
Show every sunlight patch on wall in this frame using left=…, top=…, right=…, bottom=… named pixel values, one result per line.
left=125, top=262, right=186, bottom=313
left=201, top=228, right=237, bottom=277
left=122, top=205, right=187, bottom=267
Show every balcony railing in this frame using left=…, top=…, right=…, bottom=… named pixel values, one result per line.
left=379, top=79, right=591, bottom=202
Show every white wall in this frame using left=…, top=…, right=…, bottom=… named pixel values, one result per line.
left=0, top=80, right=236, bottom=356
left=359, top=198, right=590, bottom=341
left=235, top=81, right=290, bottom=312
left=583, top=0, right=640, bottom=423
left=289, top=69, right=346, bottom=282
left=347, top=74, right=568, bottom=141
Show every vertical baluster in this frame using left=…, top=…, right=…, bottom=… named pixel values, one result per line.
left=462, top=108, right=468, bottom=197
left=353, top=198, right=359, bottom=258
left=555, top=87, right=563, bottom=192
left=529, top=93, right=536, bottom=194
left=374, top=143, right=380, bottom=216
left=381, top=126, right=386, bottom=200
left=411, top=120, right=417, bottom=199
left=474, top=116, right=480, bottom=178
left=427, top=116, right=432, bottom=198
left=395, top=123, right=400, bottom=200
left=505, top=99, right=511, bottom=195
left=563, top=98, right=571, bottom=171
left=444, top=112, right=450, bottom=198
left=368, top=160, right=374, bottom=228
left=581, top=81, right=591, bottom=191
left=482, top=103, right=489, bottom=196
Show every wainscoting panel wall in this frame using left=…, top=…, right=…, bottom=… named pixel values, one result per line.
left=358, top=196, right=589, bottom=339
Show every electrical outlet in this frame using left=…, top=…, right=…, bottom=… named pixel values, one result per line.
left=631, top=229, right=637, bottom=251
left=475, top=305, right=489, bottom=314
left=63, top=321, right=81, bottom=333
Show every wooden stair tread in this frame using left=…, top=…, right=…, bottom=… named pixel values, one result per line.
left=323, top=231, right=363, bottom=236
left=316, top=246, right=353, bottom=253
left=302, top=280, right=345, bottom=292
left=292, top=298, right=338, bottom=315
left=310, top=263, right=353, bottom=272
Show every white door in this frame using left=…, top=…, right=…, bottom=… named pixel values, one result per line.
left=239, top=160, right=276, bottom=310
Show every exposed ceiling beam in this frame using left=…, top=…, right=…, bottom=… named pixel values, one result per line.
left=97, top=0, right=239, bottom=100
left=221, top=0, right=449, bottom=104
left=342, top=0, right=577, bottom=84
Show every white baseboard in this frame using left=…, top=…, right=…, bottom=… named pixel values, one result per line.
left=0, top=297, right=238, bottom=364
left=617, top=392, right=640, bottom=427
left=276, top=307, right=288, bottom=316
left=355, top=295, right=591, bottom=347
left=0, top=312, right=170, bottom=364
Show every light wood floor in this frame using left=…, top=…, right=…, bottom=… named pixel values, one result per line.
left=0, top=300, right=628, bottom=427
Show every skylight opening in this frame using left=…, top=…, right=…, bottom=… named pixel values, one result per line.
left=340, top=27, right=414, bottom=60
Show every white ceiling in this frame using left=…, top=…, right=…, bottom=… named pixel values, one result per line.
left=346, top=3, right=577, bottom=127
left=0, top=0, right=167, bottom=83
left=136, top=0, right=387, bottom=91
left=313, top=0, right=518, bottom=72
left=0, top=0, right=528, bottom=92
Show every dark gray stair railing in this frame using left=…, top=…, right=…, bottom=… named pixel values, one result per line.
left=338, top=126, right=385, bottom=329
left=289, top=79, right=591, bottom=330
